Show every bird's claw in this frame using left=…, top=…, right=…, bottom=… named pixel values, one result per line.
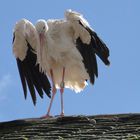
left=40, top=114, right=53, bottom=119
left=55, top=113, right=64, bottom=117
left=60, top=112, right=64, bottom=117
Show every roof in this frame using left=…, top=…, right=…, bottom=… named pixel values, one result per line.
left=0, top=113, right=140, bottom=139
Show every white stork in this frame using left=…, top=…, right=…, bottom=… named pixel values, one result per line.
left=13, top=10, right=110, bottom=118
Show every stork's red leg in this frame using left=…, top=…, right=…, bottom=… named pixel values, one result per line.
left=60, top=67, right=65, bottom=116
left=46, top=91, right=56, bottom=116
left=50, top=69, right=57, bottom=94
left=41, top=69, right=56, bottom=118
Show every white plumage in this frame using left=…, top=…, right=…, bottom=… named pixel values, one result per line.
left=13, top=9, right=110, bottom=117
left=13, top=19, right=39, bottom=60
left=36, top=18, right=89, bottom=92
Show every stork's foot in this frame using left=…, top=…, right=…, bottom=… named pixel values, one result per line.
left=40, top=114, right=53, bottom=119
left=60, top=112, right=64, bottom=117
left=55, top=113, right=64, bottom=118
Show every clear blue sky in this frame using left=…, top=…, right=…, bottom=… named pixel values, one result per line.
left=0, top=0, right=140, bottom=122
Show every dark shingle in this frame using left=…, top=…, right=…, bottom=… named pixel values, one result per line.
left=0, top=114, right=140, bottom=139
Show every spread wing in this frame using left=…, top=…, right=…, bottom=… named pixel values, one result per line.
left=13, top=19, right=51, bottom=105
left=65, top=10, right=110, bottom=84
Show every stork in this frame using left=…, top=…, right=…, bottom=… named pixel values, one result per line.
left=13, top=9, right=110, bottom=118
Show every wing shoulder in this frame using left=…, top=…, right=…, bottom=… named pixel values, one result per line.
left=13, top=19, right=39, bottom=60
left=65, top=9, right=91, bottom=44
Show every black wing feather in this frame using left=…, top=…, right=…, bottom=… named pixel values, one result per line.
left=16, top=42, right=51, bottom=105
left=89, top=30, right=110, bottom=65
left=16, top=59, right=27, bottom=99
left=76, top=37, right=97, bottom=84
left=79, top=21, right=110, bottom=65
left=76, top=21, right=110, bottom=84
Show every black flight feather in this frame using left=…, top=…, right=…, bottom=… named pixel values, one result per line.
left=15, top=41, right=51, bottom=105
left=76, top=20, right=110, bottom=84
left=79, top=21, right=110, bottom=65
left=16, top=59, right=27, bottom=99
left=76, top=37, right=97, bottom=84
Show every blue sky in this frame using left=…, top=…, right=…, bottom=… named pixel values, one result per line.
left=0, top=0, right=140, bottom=122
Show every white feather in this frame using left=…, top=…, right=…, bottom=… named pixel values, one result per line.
left=65, top=9, right=90, bottom=27
left=36, top=18, right=90, bottom=92
left=14, top=10, right=92, bottom=93
left=65, top=9, right=91, bottom=44
left=13, top=19, right=39, bottom=61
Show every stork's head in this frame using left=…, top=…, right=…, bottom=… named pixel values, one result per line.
left=35, top=19, right=48, bottom=34
left=35, top=19, right=48, bottom=47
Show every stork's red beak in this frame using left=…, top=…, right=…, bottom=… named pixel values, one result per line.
left=39, top=33, right=45, bottom=63
left=39, top=33, right=45, bottom=47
